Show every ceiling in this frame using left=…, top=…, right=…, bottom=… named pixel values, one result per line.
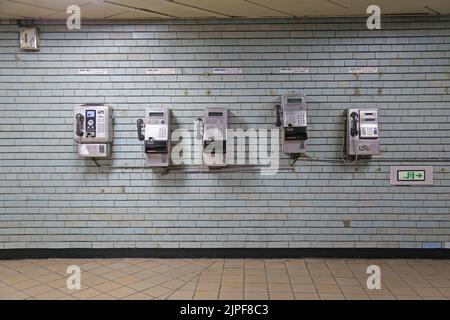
left=0, top=0, right=449, bottom=19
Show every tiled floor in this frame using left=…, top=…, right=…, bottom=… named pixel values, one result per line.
left=0, top=258, right=449, bottom=300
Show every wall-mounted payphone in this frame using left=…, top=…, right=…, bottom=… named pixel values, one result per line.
left=346, top=108, right=380, bottom=156
left=137, top=107, right=171, bottom=167
left=276, top=94, right=308, bottom=155
left=74, top=104, right=113, bottom=157
left=201, top=107, right=228, bottom=167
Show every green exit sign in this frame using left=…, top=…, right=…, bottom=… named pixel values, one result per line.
left=390, top=166, right=433, bottom=186
left=397, top=170, right=425, bottom=181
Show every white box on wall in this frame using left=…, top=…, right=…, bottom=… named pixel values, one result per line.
left=20, top=27, right=39, bottom=51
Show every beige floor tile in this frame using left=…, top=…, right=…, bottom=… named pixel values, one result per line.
left=143, top=285, right=172, bottom=298
left=179, top=281, right=198, bottom=291
left=71, top=288, right=103, bottom=300
left=102, top=270, right=128, bottom=281
left=369, top=295, right=396, bottom=300
left=178, top=273, right=201, bottom=282
left=316, top=284, right=341, bottom=294
left=109, top=287, right=137, bottom=299
left=335, top=277, right=361, bottom=286
left=114, top=275, right=141, bottom=286
left=332, top=272, right=356, bottom=279
left=430, top=279, right=450, bottom=288
left=294, top=292, right=320, bottom=300
left=267, top=276, right=290, bottom=284
left=319, top=293, right=345, bottom=300
left=265, top=261, right=286, bottom=270
left=117, top=266, right=143, bottom=275
left=244, top=283, right=268, bottom=292
left=388, top=286, right=418, bottom=296
left=23, top=284, right=54, bottom=297
left=413, top=287, right=444, bottom=298
left=89, top=293, right=116, bottom=300
left=0, top=289, right=30, bottom=300
left=223, top=268, right=243, bottom=275
left=2, top=274, right=31, bottom=286
left=162, top=279, right=186, bottom=290
left=132, top=270, right=159, bottom=280
left=291, top=283, right=316, bottom=293
left=244, top=268, right=266, bottom=275
left=244, top=292, right=269, bottom=299
left=365, top=287, right=394, bottom=296
left=222, top=274, right=243, bottom=283
left=245, top=275, right=266, bottom=283
left=35, top=273, right=63, bottom=284
left=422, top=296, right=447, bottom=300
left=339, top=285, right=367, bottom=294
left=122, top=292, right=153, bottom=300
left=224, top=260, right=244, bottom=268
left=270, top=292, right=294, bottom=300
left=57, top=295, right=79, bottom=300
left=436, top=287, right=450, bottom=298
left=344, top=294, right=371, bottom=300
left=147, top=274, right=172, bottom=285
left=395, top=296, right=422, bottom=300
left=10, top=279, right=42, bottom=291
left=167, top=290, right=195, bottom=300
left=79, top=276, right=109, bottom=288
left=94, top=280, right=123, bottom=293
left=194, top=290, right=218, bottom=300
left=219, top=291, right=243, bottom=300
left=199, top=274, right=221, bottom=282
left=221, top=282, right=243, bottom=292
left=268, top=283, right=291, bottom=292
left=88, top=266, right=115, bottom=276
left=313, top=277, right=337, bottom=285
left=290, top=277, right=314, bottom=285
left=383, top=278, right=408, bottom=287
left=127, top=280, right=156, bottom=292
left=197, top=282, right=220, bottom=291
left=33, top=289, right=68, bottom=300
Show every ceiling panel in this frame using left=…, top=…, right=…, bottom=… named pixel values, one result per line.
left=7, top=0, right=91, bottom=11
left=105, top=8, right=168, bottom=19
left=0, top=10, right=15, bottom=18
left=246, top=0, right=350, bottom=17
left=42, top=2, right=135, bottom=19
left=0, top=0, right=58, bottom=17
left=107, top=0, right=229, bottom=18
left=175, top=0, right=288, bottom=17
left=0, top=0, right=448, bottom=19
left=338, top=0, right=450, bottom=15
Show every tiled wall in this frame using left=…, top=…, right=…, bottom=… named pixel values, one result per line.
left=0, top=16, right=449, bottom=249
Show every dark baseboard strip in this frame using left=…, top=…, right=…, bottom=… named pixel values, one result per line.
left=0, top=248, right=449, bottom=260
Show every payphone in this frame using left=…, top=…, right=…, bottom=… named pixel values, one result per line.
left=276, top=94, right=308, bottom=155
left=202, top=107, right=228, bottom=167
left=74, top=104, right=113, bottom=157
left=137, top=107, right=171, bottom=167
left=346, top=108, right=380, bottom=156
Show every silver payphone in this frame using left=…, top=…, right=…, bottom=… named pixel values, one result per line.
left=74, top=104, right=113, bottom=157
left=346, top=108, right=380, bottom=156
left=137, top=107, right=171, bottom=167
left=276, top=94, right=308, bottom=154
left=202, top=107, right=228, bottom=167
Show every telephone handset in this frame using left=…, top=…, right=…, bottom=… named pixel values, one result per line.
left=195, top=118, right=204, bottom=140
left=350, top=112, right=359, bottom=137
left=274, top=104, right=282, bottom=127
left=75, top=113, right=84, bottom=137
left=137, top=119, right=145, bottom=141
